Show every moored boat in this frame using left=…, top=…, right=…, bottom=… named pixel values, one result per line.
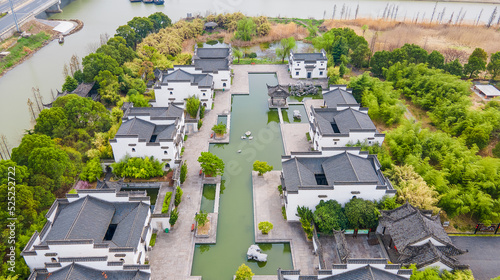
left=154, top=0, right=164, bottom=4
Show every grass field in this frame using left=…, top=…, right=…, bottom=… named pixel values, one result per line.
left=1, top=32, right=51, bottom=73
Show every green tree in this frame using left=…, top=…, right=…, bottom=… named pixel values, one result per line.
left=82, top=53, right=122, bottom=83
left=180, top=162, right=187, bottom=184
left=127, top=16, right=154, bottom=39
left=487, top=51, right=500, bottom=80
left=28, top=146, right=73, bottom=191
left=79, top=157, right=103, bottom=183
left=258, top=221, right=273, bottom=234
left=401, top=43, right=428, bottom=64
left=197, top=152, right=225, bottom=177
left=169, top=207, right=179, bottom=226
left=464, top=48, right=488, bottom=78
left=34, top=107, right=69, bottom=138
left=235, top=263, right=254, bottom=280
left=332, top=37, right=349, bottom=65
left=186, top=96, right=200, bottom=118
left=339, top=62, right=347, bottom=78
left=62, top=75, right=78, bottom=92
left=212, top=122, right=227, bottom=136
left=361, top=24, right=368, bottom=37
left=116, top=25, right=138, bottom=49
left=350, top=44, right=370, bottom=68
left=234, top=18, right=256, bottom=41
left=0, top=160, right=29, bottom=185
left=444, top=59, right=463, bottom=77
left=233, top=48, right=243, bottom=63
left=252, top=160, right=273, bottom=175
left=11, top=134, right=54, bottom=166
left=344, top=198, right=379, bottom=229
left=129, top=93, right=150, bottom=107
left=427, top=50, right=445, bottom=69
left=111, top=156, right=164, bottom=179
left=370, top=50, right=392, bottom=77
left=313, top=200, right=349, bottom=232
left=275, top=37, right=296, bottom=63
left=296, top=206, right=314, bottom=239
left=148, top=12, right=172, bottom=32
left=175, top=186, right=183, bottom=207
left=195, top=210, right=208, bottom=227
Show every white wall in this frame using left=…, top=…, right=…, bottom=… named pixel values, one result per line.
left=172, top=66, right=231, bottom=90
left=155, top=82, right=213, bottom=109
left=285, top=185, right=393, bottom=221
left=411, top=238, right=445, bottom=247
left=110, top=137, right=181, bottom=169
left=312, top=130, right=385, bottom=150
left=289, top=58, right=327, bottom=79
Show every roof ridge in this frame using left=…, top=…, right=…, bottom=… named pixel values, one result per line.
left=65, top=197, right=89, bottom=240
left=64, top=262, right=75, bottom=280
left=367, top=265, right=375, bottom=280
left=345, top=152, right=360, bottom=181
left=294, top=158, right=304, bottom=185
left=125, top=203, right=146, bottom=246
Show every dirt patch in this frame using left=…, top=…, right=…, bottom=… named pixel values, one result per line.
left=21, top=19, right=58, bottom=37
left=401, top=97, right=437, bottom=131
left=197, top=216, right=211, bottom=235
left=443, top=213, right=478, bottom=233
left=470, top=92, right=486, bottom=110
left=478, top=135, right=498, bottom=158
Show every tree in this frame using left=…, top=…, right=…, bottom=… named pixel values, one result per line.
left=350, top=44, right=370, bottom=68
left=235, top=264, right=254, bottom=280
left=361, top=24, right=368, bottom=37
left=233, top=48, right=243, bottom=63
left=127, top=17, right=154, bottom=39
left=344, top=198, right=379, bottom=229
left=62, top=75, right=78, bottom=92
left=258, top=221, right=273, bottom=234
left=116, top=25, right=138, bottom=49
left=148, top=12, right=172, bottom=32
left=28, top=146, right=73, bottom=191
left=212, top=122, right=227, bottom=136
left=169, top=207, right=179, bottom=226
left=370, top=50, right=392, bottom=77
left=234, top=18, right=256, bottom=41
left=11, top=134, right=54, bottom=166
left=129, top=93, right=150, bottom=107
left=111, top=156, right=164, bottom=179
left=313, top=200, right=348, bottom=232
left=487, top=52, right=500, bottom=80
left=444, top=59, right=463, bottom=77
left=427, top=50, right=445, bottom=69
left=297, top=206, right=314, bottom=239
left=82, top=53, right=122, bottom=83
left=79, top=157, right=103, bottom=183
left=0, top=160, right=29, bottom=185
left=275, top=37, right=296, bottom=63
left=331, top=37, right=349, bottom=65
left=195, top=210, right=208, bottom=227
left=197, top=152, right=225, bottom=177
left=180, top=162, right=187, bottom=184
left=401, top=44, right=428, bottom=64
left=252, top=160, right=273, bottom=176
left=34, top=107, right=69, bottom=138
left=186, top=96, right=200, bottom=118
left=175, top=186, right=183, bottom=207
left=339, top=62, right=347, bottom=78
left=464, top=48, right=488, bottom=78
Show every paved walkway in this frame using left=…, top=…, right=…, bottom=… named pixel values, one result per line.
left=149, top=89, right=231, bottom=280
left=282, top=123, right=311, bottom=154
left=252, top=170, right=318, bottom=275
left=232, top=65, right=328, bottom=94
left=450, top=236, right=500, bottom=280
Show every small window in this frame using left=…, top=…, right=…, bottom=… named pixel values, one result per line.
left=320, top=71, right=323, bottom=75
left=51, top=258, right=57, bottom=263
left=352, top=196, right=357, bottom=199
left=334, top=142, right=337, bottom=145
left=170, top=91, right=173, bottom=95
left=368, top=141, right=372, bottom=145
left=104, top=224, right=118, bottom=240
left=295, top=72, right=299, bottom=76
left=297, top=63, right=299, bottom=66
left=223, top=83, right=226, bottom=87
left=203, top=93, right=206, bottom=96
left=164, top=150, right=168, bottom=154
left=120, top=258, right=125, bottom=263
left=132, top=148, right=136, bottom=152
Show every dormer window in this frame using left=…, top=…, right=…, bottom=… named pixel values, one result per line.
left=314, top=174, right=328, bottom=185
left=104, top=224, right=118, bottom=241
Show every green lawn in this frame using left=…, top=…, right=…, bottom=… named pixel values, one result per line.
left=289, top=93, right=323, bottom=102
left=1, top=32, right=51, bottom=73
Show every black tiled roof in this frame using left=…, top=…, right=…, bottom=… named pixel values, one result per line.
left=267, top=84, right=291, bottom=98
left=313, top=107, right=377, bottom=135
left=32, top=263, right=150, bottom=280
left=323, top=87, right=358, bottom=108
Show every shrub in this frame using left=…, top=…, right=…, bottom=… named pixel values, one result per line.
left=180, top=162, right=187, bottom=184
left=247, top=52, right=257, bottom=58
left=111, top=156, right=164, bottom=179
left=195, top=210, right=208, bottom=227
left=198, top=151, right=224, bottom=177
left=79, top=157, right=103, bottom=183
left=161, top=191, right=172, bottom=214
left=258, top=221, right=273, bottom=234
left=281, top=206, right=287, bottom=220
left=313, top=200, right=349, bottom=232
left=235, top=263, right=254, bottom=280
left=149, top=233, right=157, bottom=247
left=169, top=208, right=179, bottom=226
left=305, top=132, right=311, bottom=141
left=278, top=185, right=283, bottom=195
left=175, top=186, right=183, bottom=207
left=197, top=120, right=203, bottom=129
left=186, top=96, right=200, bottom=118
left=253, top=160, right=273, bottom=175
left=212, top=122, right=227, bottom=135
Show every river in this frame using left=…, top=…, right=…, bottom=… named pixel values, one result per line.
left=0, top=0, right=499, bottom=149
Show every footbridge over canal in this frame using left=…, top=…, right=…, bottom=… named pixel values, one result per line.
left=0, top=0, right=62, bottom=40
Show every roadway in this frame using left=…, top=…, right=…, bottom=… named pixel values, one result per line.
left=0, top=0, right=57, bottom=36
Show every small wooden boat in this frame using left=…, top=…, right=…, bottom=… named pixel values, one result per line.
left=153, top=0, right=164, bottom=4
left=142, top=0, right=154, bottom=3
left=129, top=0, right=141, bottom=2
left=58, top=35, right=64, bottom=44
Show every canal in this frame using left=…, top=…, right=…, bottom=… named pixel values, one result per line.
left=1, top=0, right=499, bottom=148
left=191, top=73, right=292, bottom=279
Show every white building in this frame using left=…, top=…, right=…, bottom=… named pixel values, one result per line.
left=154, top=69, right=214, bottom=109
left=278, top=259, right=412, bottom=279
left=309, top=106, right=385, bottom=150
left=110, top=105, right=185, bottom=169
left=281, top=148, right=395, bottom=221
left=377, top=203, right=468, bottom=271
left=22, top=189, right=152, bottom=276
left=191, top=46, right=232, bottom=90
left=289, top=49, right=328, bottom=79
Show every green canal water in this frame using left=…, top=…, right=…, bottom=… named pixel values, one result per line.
left=191, top=74, right=293, bottom=279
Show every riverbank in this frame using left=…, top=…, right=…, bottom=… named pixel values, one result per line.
left=0, top=18, right=82, bottom=78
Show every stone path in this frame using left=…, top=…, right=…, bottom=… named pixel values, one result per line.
left=149, top=89, right=231, bottom=280
left=252, top=170, right=318, bottom=275
left=282, top=123, right=311, bottom=154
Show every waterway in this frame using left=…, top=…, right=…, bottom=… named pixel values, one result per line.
left=1, top=0, right=499, bottom=148
left=191, top=74, right=292, bottom=279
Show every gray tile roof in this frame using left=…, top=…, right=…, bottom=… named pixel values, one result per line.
left=399, top=241, right=467, bottom=270
left=33, top=263, right=150, bottom=280
left=162, top=69, right=213, bottom=87
left=292, top=52, right=327, bottom=62
left=323, top=87, right=358, bottom=108
left=281, top=265, right=408, bottom=280
left=314, top=108, right=377, bottom=135
left=43, top=196, right=149, bottom=248
left=115, top=118, right=176, bottom=142
left=194, top=58, right=229, bottom=72
left=282, top=151, right=383, bottom=192
left=124, top=104, right=184, bottom=119
left=195, top=47, right=230, bottom=59
left=267, top=84, right=291, bottom=98
left=380, top=203, right=464, bottom=256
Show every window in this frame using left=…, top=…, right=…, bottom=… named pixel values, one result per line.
left=132, top=148, right=136, bottom=152
left=295, top=72, right=299, bottom=76
left=170, top=91, right=173, bottom=95
left=223, top=82, right=226, bottom=87
left=104, top=224, right=118, bottom=240
left=314, top=174, right=328, bottom=185
left=203, top=93, right=206, bottom=96
left=297, top=63, right=299, bottom=66
left=334, top=142, right=337, bottom=145
left=51, top=258, right=57, bottom=263
left=164, top=150, right=168, bottom=154
left=368, top=141, right=372, bottom=145
left=320, top=71, right=323, bottom=75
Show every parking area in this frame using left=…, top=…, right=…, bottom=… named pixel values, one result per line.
left=450, top=236, right=500, bottom=280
